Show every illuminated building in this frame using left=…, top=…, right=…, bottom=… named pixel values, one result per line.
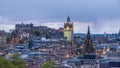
left=64, top=16, right=73, bottom=42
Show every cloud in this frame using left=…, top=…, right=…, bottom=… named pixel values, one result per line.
left=0, top=16, right=19, bottom=24
left=95, top=19, right=120, bottom=34
left=0, top=16, right=91, bottom=33
left=41, top=20, right=120, bottom=34
left=0, top=0, right=120, bottom=22
left=0, top=16, right=16, bottom=32
left=0, top=0, right=120, bottom=33
left=0, top=16, right=120, bottom=34
left=0, top=24, right=14, bottom=32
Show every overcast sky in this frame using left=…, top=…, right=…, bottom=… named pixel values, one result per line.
left=0, top=0, right=120, bottom=34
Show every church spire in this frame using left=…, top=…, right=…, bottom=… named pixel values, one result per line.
left=87, top=26, right=91, bottom=39
left=84, top=26, right=95, bottom=54
left=67, top=16, right=71, bottom=22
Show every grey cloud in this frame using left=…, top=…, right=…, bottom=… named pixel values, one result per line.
left=0, top=0, right=120, bottom=33
left=0, top=0, right=120, bottom=21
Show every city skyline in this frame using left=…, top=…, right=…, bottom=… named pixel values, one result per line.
left=0, top=0, right=120, bottom=33
left=0, top=1, right=120, bottom=67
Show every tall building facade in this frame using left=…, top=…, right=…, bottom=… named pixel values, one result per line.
left=64, top=16, right=73, bottom=42
left=84, top=26, right=95, bottom=54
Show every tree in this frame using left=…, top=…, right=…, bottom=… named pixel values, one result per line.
left=41, top=61, right=58, bottom=68
left=13, top=58, right=26, bottom=68
left=34, top=30, right=41, bottom=36
left=0, top=62, right=4, bottom=68
left=6, top=37, right=11, bottom=44
left=0, top=55, right=27, bottom=68
left=11, top=54, right=20, bottom=60
left=11, top=54, right=27, bottom=68
left=0, top=56, right=17, bottom=68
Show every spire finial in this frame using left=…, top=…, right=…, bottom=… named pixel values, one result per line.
left=87, top=25, right=91, bottom=39
left=88, top=26, right=90, bottom=34
left=67, top=16, right=70, bottom=22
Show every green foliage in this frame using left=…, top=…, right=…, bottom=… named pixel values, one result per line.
left=0, top=62, right=4, bottom=68
left=0, top=56, right=17, bottom=68
left=6, top=37, right=11, bottom=44
left=11, top=54, right=20, bottom=60
left=34, top=30, right=43, bottom=36
left=41, top=61, right=58, bottom=68
left=13, top=59, right=26, bottom=68
left=12, top=54, right=26, bottom=68
left=0, top=55, right=26, bottom=68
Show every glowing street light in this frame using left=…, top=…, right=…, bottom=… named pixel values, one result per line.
left=102, top=51, right=106, bottom=55
left=65, top=54, right=69, bottom=58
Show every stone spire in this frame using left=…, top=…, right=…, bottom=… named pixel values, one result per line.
left=84, top=26, right=95, bottom=54
left=87, top=26, right=91, bottom=39
left=67, top=16, right=71, bottom=23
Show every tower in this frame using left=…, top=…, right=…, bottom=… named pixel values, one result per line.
left=64, top=16, right=73, bottom=42
left=118, top=29, right=120, bottom=38
left=84, top=26, right=95, bottom=54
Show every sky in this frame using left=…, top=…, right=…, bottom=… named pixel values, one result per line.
left=0, top=0, right=120, bottom=34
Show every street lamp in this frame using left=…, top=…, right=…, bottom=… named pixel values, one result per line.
left=65, top=54, right=69, bottom=58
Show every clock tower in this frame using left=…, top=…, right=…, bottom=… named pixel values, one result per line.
left=64, top=16, right=73, bottom=42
